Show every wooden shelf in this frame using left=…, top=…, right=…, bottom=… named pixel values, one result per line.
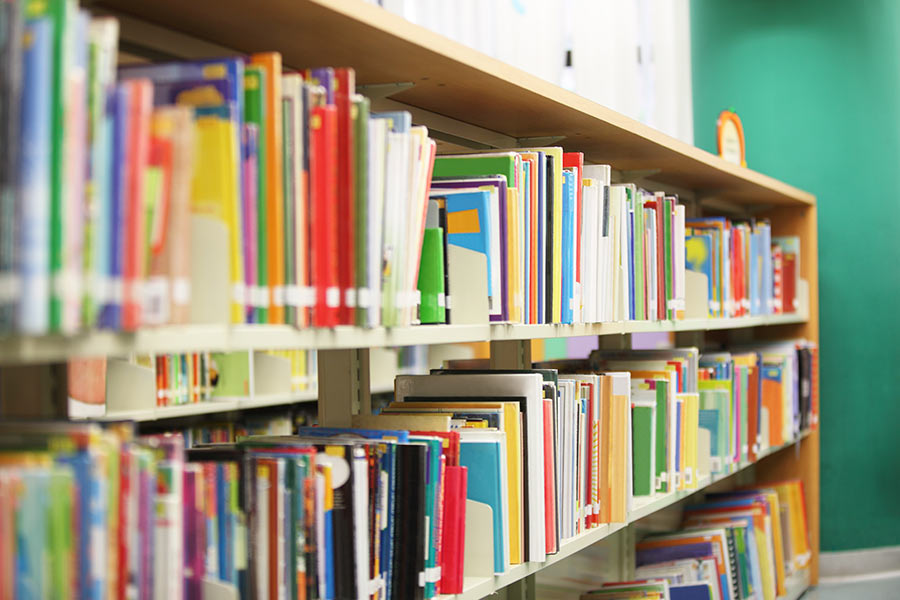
left=0, top=310, right=807, bottom=365
left=96, top=0, right=814, bottom=207
left=442, top=430, right=813, bottom=600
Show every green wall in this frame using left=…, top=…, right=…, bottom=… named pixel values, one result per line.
left=691, top=0, right=900, bottom=551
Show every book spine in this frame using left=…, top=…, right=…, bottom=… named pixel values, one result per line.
left=17, top=16, right=52, bottom=333
left=0, top=0, right=23, bottom=331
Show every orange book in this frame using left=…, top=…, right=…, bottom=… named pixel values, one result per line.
left=761, top=363, right=785, bottom=446
left=250, top=52, right=285, bottom=323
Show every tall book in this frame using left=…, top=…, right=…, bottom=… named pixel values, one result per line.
left=250, top=52, right=285, bottom=324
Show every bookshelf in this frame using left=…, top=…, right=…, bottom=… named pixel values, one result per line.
left=0, top=307, right=809, bottom=364
left=6, top=0, right=821, bottom=597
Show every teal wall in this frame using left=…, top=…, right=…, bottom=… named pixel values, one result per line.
left=691, top=0, right=900, bottom=551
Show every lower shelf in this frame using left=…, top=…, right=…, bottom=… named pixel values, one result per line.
left=441, top=430, right=813, bottom=600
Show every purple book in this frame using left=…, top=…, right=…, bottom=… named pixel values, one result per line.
left=306, top=67, right=335, bottom=103
left=242, top=123, right=259, bottom=323
left=431, top=176, right=509, bottom=322
left=636, top=541, right=715, bottom=567
left=183, top=466, right=204, bottom=598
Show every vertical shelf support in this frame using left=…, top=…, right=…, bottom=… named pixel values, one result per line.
left=317, top=348, right=371, bottom=427
left=599, top=333, right=631, bottom=350
left=490, top=339, right=532, bottom=370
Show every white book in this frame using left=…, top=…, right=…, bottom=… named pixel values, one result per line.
left=351, top=446, right=370, bottom=600
left=580, top=180, right=598, bottom=323
left=674, top=203, right=686, bottom=315
left=366, top=118, right=389, bottom=327
left=395, top=373, right=547, bottom=562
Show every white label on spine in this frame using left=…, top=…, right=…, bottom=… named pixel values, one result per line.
left=425, top=567, right=441, bottom=583
left=326, top=287, right=340, bottom=308
left=272, top=285, right=285, bottom=307
left=257, top=287, right=271, bottom=308
left=172, top=278, right=190, bottom=305
left=300, top=286, right=316, bottom=307
left=437, top=293, right=445, bottom=308
left=445, top=295, right=452, bottom=310
left=285, top=285, right=300, bottom=307
left=418, top=571, right=426, bottom=588
left=345, top=288, right=356, bottom=308
left=416, top=290, right=421, bottom=305
left=232, top=282, right=246, bottom=304
left=357, top=287, right=371, bottom=308
left=685, top=467, right=693, bottom=485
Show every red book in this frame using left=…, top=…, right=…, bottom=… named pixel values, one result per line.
left=782, top=249, right=797, bottom=313
left=117, top=446, right=132, bottom=600
left=772, top=244, right=784, bottom=313
left=122, top=79, right=152, bottom=330
left=543, top=398, right=558, bottom=553
left=438, top=465, right=468, bottom=594
left=563, top=153, right=584, bottom=317
left=747, top=364, right=760, bottom=462
left=334, top=68, right=356, bottom=325
left=309, top=105, right=339, bottom=327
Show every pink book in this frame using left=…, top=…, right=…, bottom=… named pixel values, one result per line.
left=242, top=123, right=259, bottom=323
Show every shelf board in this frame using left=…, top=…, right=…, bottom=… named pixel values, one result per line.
left=88, top=383, right=400, bottom=422
left=0, top=312, right=807, bottom=365
left=442, top=430, right=813, bottom=600
left=97, top=0, right=815, bottom=207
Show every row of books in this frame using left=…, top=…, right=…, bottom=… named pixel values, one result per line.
left=1, top=2, right=805, bottom=336
left=2, top=338, right=814, bottom=600
left=685, top=221, right=801, bottom=317
left=1, top=3, right=437, bottom=334
left=584, top=480, right=811, bottom=600
left=422, top=152, right=802, bottom=325
left=67, top=349, right=318, bottom=413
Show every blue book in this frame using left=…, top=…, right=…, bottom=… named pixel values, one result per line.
left=698, top=408, right=721, bottom=466
left=561, top=170, right=575, bottom=324
left=17, top=470, right=48, bottom=599
left=459, top=431, right=507, bottom=573
left=685, top=233, right=714, bottom=317
left=636, top=541, right=715, bottom=566
left=57, top=448, right=102, bottom=599
left=670, top=583, right=714, bottom=600
left=17, top=17, right=53, bottom=334
left=749, top=230, right=761, bottom=315
left=98, top=83, right=128, bottom=328
left=442, top=189, right=494, bottom=309
left=371, top=110, right=411, bottom=133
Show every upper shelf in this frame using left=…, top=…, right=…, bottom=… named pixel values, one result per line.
left=96, top=0, right=815, bottom=207
left=0, top=310, right=808, bottom=365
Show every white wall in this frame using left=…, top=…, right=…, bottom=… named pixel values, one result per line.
left=381, top=0, right=694, bottom=144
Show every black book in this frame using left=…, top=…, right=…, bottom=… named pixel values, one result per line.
left=545, top=154, right=555, bottom=323
left=391, top=443, right=426, bottom=600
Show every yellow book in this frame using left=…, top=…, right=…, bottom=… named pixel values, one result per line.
left=191, top=110, right=244, bottom=323
left=760, top=490, right=787, bottom=595
left=679, top=393, right=700, bottom=490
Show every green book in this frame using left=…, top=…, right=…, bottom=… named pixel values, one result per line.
left=244, top=66, right=268, bottom=323
left=210, top=351, right=251, bottom=397
left=353, top=96, right=369, bottom=326
left=663, top=196, right=674, bottom=319
left=48, top=467, right=74, bottom=599
left=410, top=436, right=442, bottom=599
left=653, top=379, right=669, bottom=493
left=433, top=154, right=517, bottom=189
left=631, top=399, right=656, bottom=496
left=417, top=227, right=445, bottom=324
left=26, top=0, right=73, bottom=331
